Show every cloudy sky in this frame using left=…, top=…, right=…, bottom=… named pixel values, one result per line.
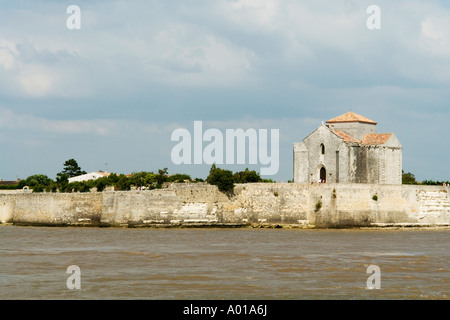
left=0, top=0, right=449, bottom=182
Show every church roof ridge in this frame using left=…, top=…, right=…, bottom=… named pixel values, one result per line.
left=326, top=111, right=377, bottom=124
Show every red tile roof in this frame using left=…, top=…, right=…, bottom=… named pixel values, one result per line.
left=327, top=112, right=377, bottom=124
left=361, top=133, right=393, bottom=145
left=333, top=130, right=360, bottom=143
left=332, top=129, right=393, bottom=145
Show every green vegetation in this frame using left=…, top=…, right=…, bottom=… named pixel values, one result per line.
left=232, top=168, right=262, bottom=183
left=402, top=170, right=417, bottom=185
left=18, top=174, right=52, bottom=189
left=204, top=165, right=273, bottom=194
left=0, top=184, right=20, bottom=190
left=402, top=170, right=449, bottom=185
left=315, top=199, right=322, bottom=211
left=421, top=179, right=450, bottom=186
left=9, top=161, right=447, bottom=195
left=57, top=159, right=86, bottom=179
left=206, top=164, right=235, bottom=193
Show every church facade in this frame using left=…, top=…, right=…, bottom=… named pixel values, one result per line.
left=293, top=112, right=402, bottom=184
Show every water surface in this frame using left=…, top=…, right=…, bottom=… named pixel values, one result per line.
left=0, top=226, right=448, bottom=299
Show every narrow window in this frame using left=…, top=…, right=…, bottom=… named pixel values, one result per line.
left=320, top=143, right=325, bottom=155
left=336, top=151, right=340, bottom=183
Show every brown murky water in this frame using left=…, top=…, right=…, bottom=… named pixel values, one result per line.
left=0, top=226, right=448, bottom=299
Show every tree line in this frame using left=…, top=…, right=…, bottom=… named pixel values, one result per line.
left=5, top=159, right=273, bottom=193
left=402, top=170, right=449, bottom=185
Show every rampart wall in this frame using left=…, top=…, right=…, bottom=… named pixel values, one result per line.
left=1, top=183, right=449, bottom=228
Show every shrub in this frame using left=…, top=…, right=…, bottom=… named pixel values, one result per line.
left=19, top=174, right=53, bottom=188
left=206, top=164, right=234, bottom=193
left=32, top=185, right=44, bottom=193
left=115, top=175, right=131, bottom=191
left=167, top=173, right=191, bottom=183
left=95, top=178, right=107, bottom=192
left=233, top=168, right=262, bottom=183
left=315, top=200, right=322, bottom=211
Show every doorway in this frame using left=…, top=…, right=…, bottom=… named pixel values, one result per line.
left=320, top=167, right=326, bottom=183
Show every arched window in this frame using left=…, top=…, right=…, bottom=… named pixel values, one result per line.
left=320, top=143, right=325, bottom=155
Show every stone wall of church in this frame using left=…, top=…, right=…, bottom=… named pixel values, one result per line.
left=347, top=145, right=402, bottom=185
left=294, top=126, right=346, bottom=183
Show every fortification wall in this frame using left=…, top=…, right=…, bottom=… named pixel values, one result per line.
left=1, top=183, right=449, bottom=228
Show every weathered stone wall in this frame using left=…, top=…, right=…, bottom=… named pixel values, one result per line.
left=1, top=184, right=449, bottom=228
left=8, top=193, right=103, bottom=226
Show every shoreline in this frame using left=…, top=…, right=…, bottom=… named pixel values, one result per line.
left=2, top=221, right=450, bottom=230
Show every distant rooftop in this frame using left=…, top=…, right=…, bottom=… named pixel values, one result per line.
left=326, top=111, right=377, bottom=124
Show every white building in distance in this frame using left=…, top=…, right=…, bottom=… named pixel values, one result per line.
left=68, top=172, right=110, bottom=183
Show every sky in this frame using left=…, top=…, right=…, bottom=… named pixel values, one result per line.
left=0, top=0, right=449, bottom=182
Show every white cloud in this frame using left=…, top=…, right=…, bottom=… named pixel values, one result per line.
left=17, top=67, right=55, bottom=97
left=420, top=16, right=450, bottom=56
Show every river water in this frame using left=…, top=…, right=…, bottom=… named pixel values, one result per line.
left=0, top=226, right=448, bottom=300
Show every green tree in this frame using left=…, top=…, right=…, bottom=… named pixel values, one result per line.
left=32, top=185, right=44, bottom=193
left=106, top=173, right=120, bottom=185
left=402, top=170, right=417, bottom=185
left=129, top=171, right=151, bottom=187
left=18, top=174, right=53, bottom=188
left=206, top=165, right=234, bottom=193
left=115, top=174, right=131, bottom=191
left=167, top=173, right=191, bottom=183
left=155, top=168, right=168, bottom=187
left=95, top=177, right=109, bottom=192
left=56, top=173, right=69, bottom=185
left=57, top=159, right=86, bottom=179
left=233, top=168, right=262, bottom=183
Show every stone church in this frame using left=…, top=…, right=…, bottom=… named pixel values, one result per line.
left=293, top=112, right=402, bottom=184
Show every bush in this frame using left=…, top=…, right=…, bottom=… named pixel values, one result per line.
left=167, top=173, right=191, bottom=183
left=0, top=184, right=19, bottom=190
left=19, top=174, right=53, bottom=188
left=402, top=170, right=417, bottom=185
left=95, top=178, right=108, bottom=192
left=315, top=200, right=322, bottom=211
left=233, top=168, right=262, bottom=183
left=115, top=175, right=131, bottom=191
left=32, top=185, right=44, bottom=193
left=206, top=164, right=234, bottom=193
